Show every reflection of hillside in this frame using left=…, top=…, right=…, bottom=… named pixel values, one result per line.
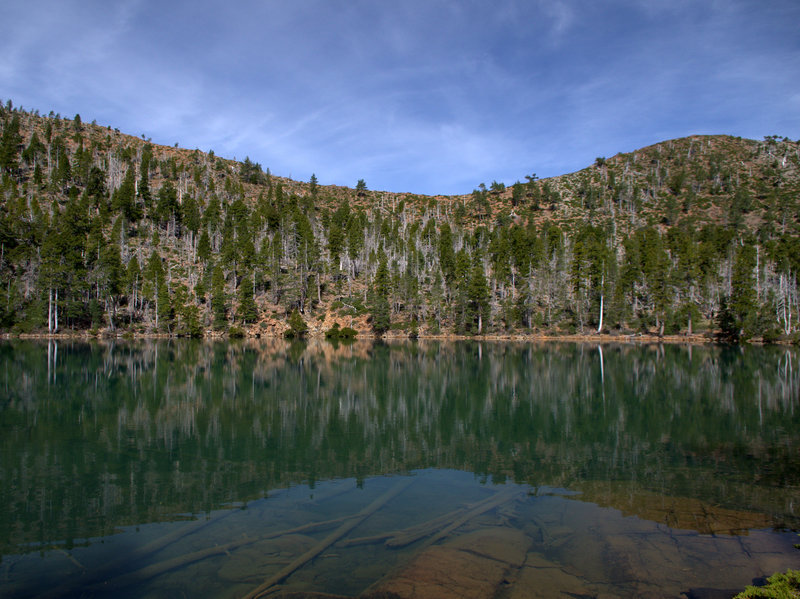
left=571, top=480, right=777, bottom=535
left=0, top=341, right=798, bottom=554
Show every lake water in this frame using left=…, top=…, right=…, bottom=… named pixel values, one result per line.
left=0, top=339, right=798, bottom=598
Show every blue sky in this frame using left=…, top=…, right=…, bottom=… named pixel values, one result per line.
left=2, top=1, right=799, bottom=195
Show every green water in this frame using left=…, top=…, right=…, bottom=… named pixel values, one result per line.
left=1, top=339, right=798, bottom=598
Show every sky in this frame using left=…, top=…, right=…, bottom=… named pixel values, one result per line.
left=1, top=0, right=799, bottom=196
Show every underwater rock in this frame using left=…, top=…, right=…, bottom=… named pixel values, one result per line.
left=366, top=526, right=529, bottom=599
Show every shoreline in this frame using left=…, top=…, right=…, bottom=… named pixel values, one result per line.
left=3, top=330, right=790, bottom=346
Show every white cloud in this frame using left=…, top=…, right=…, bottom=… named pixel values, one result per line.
left=2, top=0, right=798, bottom=195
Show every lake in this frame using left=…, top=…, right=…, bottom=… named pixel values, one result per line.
left=0, top=339, right=798, bottom=598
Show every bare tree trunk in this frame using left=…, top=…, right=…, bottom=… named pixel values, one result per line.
left=597, top=274, right=604, bottom=333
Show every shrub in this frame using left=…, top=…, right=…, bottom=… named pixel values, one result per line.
left=733, top=569, right=800, bottom=598
left=325, top=322, right=357, bottom=340
left=285, top=310, right=308, bottom=339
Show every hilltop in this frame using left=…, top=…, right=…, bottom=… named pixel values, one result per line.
left=0, top=100, right=798, bottom=341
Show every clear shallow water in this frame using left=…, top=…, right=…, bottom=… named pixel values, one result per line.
left=0, top=339, right=798, bottom=598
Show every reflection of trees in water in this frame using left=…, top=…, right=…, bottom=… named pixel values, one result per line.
left=0, top=340, right=798, bottom=552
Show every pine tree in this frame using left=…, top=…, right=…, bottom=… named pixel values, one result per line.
left=0, top=114, right=22, bottom=173
left=112, top=168, right=141, bottom=222
left=286, top=309, right=308, bottom=338
left=467, top=261, right=490, bottom=334
left=156, top=278, right=172, bottom=330
left=370, top=252, right=391, bottom=334
left=126, top=256, right=141, bottom=321
left=438, top=222, right=456, bottom=284
left=156, top=180, right=179, bottom=227
left=211, top=265, right=228, bottom=330
left=727, top=243, right=758, bottom=340
left=197, top=230, right=212, bottom=263
left=237, top=271, right=258, bottom=324
left=309, top=173, right=319, bottom=196
left=139, top=144, right=152, bottom=206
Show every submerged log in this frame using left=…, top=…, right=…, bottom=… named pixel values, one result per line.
left=365, top=525, right=530, bottom=599
left=389, top=488, right=520, bottom=549
left=40, top=509, right=238, bottom=599
left=345, top=487, right=523, bottom=549
left=85, top=513, right=362, bottom=593
left=342, top=505, right=469, bottom=548
left=362, top=487, right=525, bottom=598
left=243, top=477, right=414, bottom=599
left=414, top=487, right=522, bottom=551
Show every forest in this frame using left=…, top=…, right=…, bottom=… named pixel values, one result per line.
left=1, top=99, right=799, bottom=342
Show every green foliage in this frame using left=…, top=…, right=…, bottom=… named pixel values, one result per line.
left=111, top=167, right=142, bottom=221
left=197, top=230, right=212, bottom=262
left=0, top=114, right=22, bottom=173
left=240, top=157, right=265, bottom=184
left=156, top=278, right=172, bottom=328
left=466, top=261, right=490, bottom=334
left=309, top=173, right=318, bottom=196
left=438, top=222, right=456, bottom=284
left=490, top=180, right=505, bottom=193
left=155, top=180, right=179, bottom=225
left=228, top=326, right=245, bottom=338
left=324, top=322, right=357, bottom=340
left=86, top=166, right=106, bottom=200
left=370, top=252, right=391, bottom=335
left=182, top=195, right=201, bottom=236
left=285, top=309, right=308, bottom=338
left=237, top=272, right=259, bottom=324
left=725, top=244, right=758, bottom=341
left=734, top=570, right=800, bottom=598
left=211, top=266, right=228, bottom=330
left=0, top=106, right=798, bottom=341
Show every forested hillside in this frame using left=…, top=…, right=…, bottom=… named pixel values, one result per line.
left=1, top=100, right=799, bottom=341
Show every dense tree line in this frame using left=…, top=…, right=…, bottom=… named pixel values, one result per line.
left=1, top=101, right=799, bottom=341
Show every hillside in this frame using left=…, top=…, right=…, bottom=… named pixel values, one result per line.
left=1, top=100, right=799, bottom=341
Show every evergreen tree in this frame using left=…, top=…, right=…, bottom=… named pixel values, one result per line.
left=0, top=114, right=22, bottom=173
left=156, top=278, right=172, bottom=330
left=155, top=180, right=179, bottom=227
left=237, top=271, right=259, bottom=324
left=309, top=173, right=319, bottom=196
left=727, top=243, right=758, bottom=340
left=467, top=261, right=490, bottom=334
left=370, top=252, right=391, bottom=334
left=211, top=265, right=228, bottom=330
left=285, top=309, right=308, bottom=338
left=438, top=222, right=456, bottom=284
left=347, top=216, right=364, bottom=264
left=125, top=256, right=141, bottom=321
left=86, top=166, right=107, bottom=201
left=240, top=157, right=264, bottom=184
left=139, top=144, right=153, bottom=206
left=21, top=131, right=45, bottom=168
left=183, top=195, right=201, bottom=239
left=111, top=168, right=141, bottom=222
left=197, top=229, right=212, bottom=263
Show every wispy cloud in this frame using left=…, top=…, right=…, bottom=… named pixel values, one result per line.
left=537, top=0, right=575, bottom=43
left=2, top=0, right=798, bottom=194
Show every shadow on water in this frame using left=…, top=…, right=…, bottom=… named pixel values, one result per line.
left=0, top=339, right=798, bottom=598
